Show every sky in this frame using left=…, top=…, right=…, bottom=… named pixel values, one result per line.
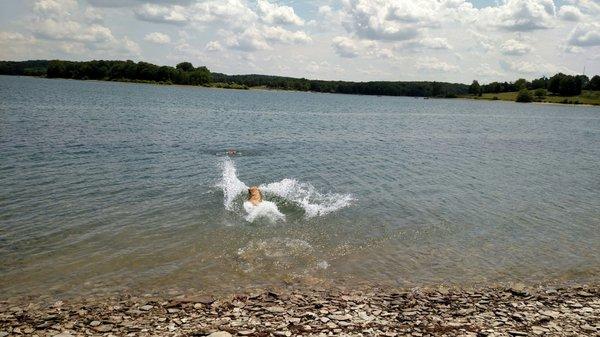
left=0, top=0, right=598, bottom=83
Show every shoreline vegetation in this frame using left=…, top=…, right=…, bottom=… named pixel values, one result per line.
left=2, top=59, right=599, bottom=105
left=1, top=284, right=597, bottom=336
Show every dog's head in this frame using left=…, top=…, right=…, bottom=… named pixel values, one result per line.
left=248, top=186, right=262, bottom=204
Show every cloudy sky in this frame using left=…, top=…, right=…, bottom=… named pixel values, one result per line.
left=0, top=0, right=598, bottom=83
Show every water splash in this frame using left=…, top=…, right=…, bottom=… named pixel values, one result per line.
left=260, top=178, right=355, bottom=218
left=219, top=158, right=354, bottom=221
left=219, top=158, right=248, bottom=211
left=243, top=200, right=285, bottom=222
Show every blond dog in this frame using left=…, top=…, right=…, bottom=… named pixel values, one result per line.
left=247, top=186, right=263, bottom=206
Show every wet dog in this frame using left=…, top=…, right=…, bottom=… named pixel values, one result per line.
left=247, top=186, right=263, bottom=206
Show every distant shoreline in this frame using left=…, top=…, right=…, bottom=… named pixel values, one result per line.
left=3, top=74, right=600, bottom=107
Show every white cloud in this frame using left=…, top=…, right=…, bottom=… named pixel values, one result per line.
left=144, top=32, right=171, bottom=44
left=416, top=57, right=458, bottom=72
left=567, top=23, right=600, bottom=46
left=262, top=26, right=311, bottom=44
left=205, top=40, right=223, bottom=52
left=398, top=37, right=452, bottom=51
left=558, top=5, right=584, bottom=21
left=472, top=63, right=504, bottom=78
left=340, top=0, right=435, bottom=41
left=225, top=27, right=271, bottom=51
left=119, top=36, right=142, bottom=55
left=257, top=0, right=304, bottom=26
left=33, top=19, right=114, bottom=43
left=84, top=7, right=104, bottom=23
left=500, top=39, right=532, bottom=55
left=135, top=4, right=187, bottom=24
left=33, top=0, right=77, bottom=16
left=27, top=0, right=141, bottom=58
left=500, top=59, right=569, bottom=75
left=485, top=0, right=556, bottom=32
left=318, top=5, right=333, bottom=17
left=190, top=0, right=257, bottom=27
left=332, top=36, right=359, bottom=58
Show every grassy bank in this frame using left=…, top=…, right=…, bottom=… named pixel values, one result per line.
left=461, top=90, right=600, bottom=105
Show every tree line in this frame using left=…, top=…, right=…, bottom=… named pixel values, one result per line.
left=0, top=60, right=211, bottom=85
left=0, top=59, right=469, bottom=97
left=1, top=59, right=598, bottom=99
left=469, top=73, right=599, bottom=98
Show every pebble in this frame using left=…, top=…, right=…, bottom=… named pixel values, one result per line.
left=329, top=314, right=352, bottom=321
left=93, top=324, right=113, bottom=332
left=207, top=332, right=232, bottom=337
left=266, top=306, right=285, bottom=313
left=0, top=285, right=595, bottom=337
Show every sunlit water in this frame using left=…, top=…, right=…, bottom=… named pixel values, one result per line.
left=1, top=76, right=599, bottom=298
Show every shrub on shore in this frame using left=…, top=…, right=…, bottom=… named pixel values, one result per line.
left=534, top=88, right=547, bottom=99
left=516, top=89, right=533, bottom=103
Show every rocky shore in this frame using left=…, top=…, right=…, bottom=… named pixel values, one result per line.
left=1, top=284, right=597, bottom=337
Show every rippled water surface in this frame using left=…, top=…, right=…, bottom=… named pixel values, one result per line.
left=1, top=76, right=599, bottom=298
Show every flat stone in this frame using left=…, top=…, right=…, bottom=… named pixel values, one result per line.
left=53, top=333, right=73, bottom=337
left=207, top=332, right=232, bottom=337
left=196, top=296, right=216, bottom=304
left=329, top=314, right=352, bottom=321
left=540, top=310, right=560, bottom=319
left=509, top=284, right=528, bottom=296
left=93, top=324, right=113, bottom=332
left=581, top=324, right=596, bottom=333
left=508, top=331, right=528, bottom=336
left=266, top=306, right=285, bottom=313
left=140, top=305, right=153, bottom=311
left=167, top=308, right=180, bottom=313
left=0, top=333, right=9, bottom=337
left=90, top=320, right=101, bottom=326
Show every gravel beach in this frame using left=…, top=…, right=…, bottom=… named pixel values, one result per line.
left=1, top=284, right=598, bottom=337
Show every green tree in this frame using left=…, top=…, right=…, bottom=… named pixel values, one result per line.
left=469, top=80, right=481, bottom=96
left=176, top=62, right=194, bottom=72
left=514, top=78, right=528, bottom=90
left=576, top=75, right=589, bottom=90
left=589, top=75, right=600, bottom=90
left=548, top=73, right=565, bottom=94
left=559, top=76, right=580, bottom=96
left=531, top=76, right=548, bottom=89
left=516, top=88, right=533, bottom=102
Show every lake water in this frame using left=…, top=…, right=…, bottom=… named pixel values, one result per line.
left=1, top=75, right=599, bottom=298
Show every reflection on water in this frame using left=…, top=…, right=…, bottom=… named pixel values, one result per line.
left=0, top=76, right=599, bottom=298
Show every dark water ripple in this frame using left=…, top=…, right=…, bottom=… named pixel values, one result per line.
left=0, top=76, right=599, bottom=297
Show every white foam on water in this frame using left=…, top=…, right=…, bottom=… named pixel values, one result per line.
left=243, top=200, right=285, bottom=222
left=219, top=158, right=354, bottom=221
left=219, top=157, right=248, bottom=211
left=260, top=178, right=354, bottom=218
